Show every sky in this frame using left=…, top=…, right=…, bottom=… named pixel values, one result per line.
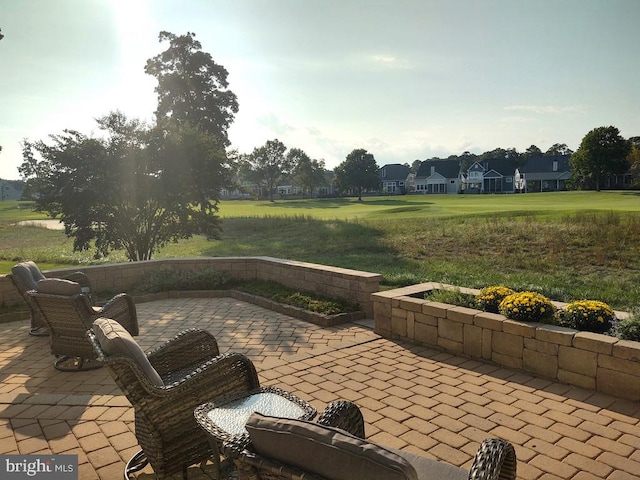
left=1, top=0, right=639, bottom=180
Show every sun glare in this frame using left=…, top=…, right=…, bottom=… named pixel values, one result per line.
left=106, top=0, right=157, bottom=123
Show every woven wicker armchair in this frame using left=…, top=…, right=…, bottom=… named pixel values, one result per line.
left=10, top=261, right=93, bottom=336
left=88, top=323, right=261, bottom=480
left=27, top=290, right=138, bottom=371
left=233, top=400, right=517, bottom=480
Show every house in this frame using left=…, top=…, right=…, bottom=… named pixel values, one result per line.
left=514, top=154, right=571, bottom=192
left=462, top=159, right=518, bottom=194
left=379, top=164, right=410, bottom=194
left=414, top=160, right=461, bottom=194
left=0, top=181, right=22, bottom=201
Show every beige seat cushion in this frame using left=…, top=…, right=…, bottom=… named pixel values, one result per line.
left=246, top=413, right=418, bottom=480
left=37, top=278, right=82, bottom=296
left=93, top=318, right=164, bottom=387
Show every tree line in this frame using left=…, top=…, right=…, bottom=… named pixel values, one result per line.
left=13, top=29, right=640, bottom=262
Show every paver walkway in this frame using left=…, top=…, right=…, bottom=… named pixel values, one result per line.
left=1, top=297, right=640, bottom=479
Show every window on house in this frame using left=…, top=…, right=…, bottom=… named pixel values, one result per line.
left=553, top=161, right=558, bottom=172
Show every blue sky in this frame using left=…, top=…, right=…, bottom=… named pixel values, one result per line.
left=1, top=0, right=638, bottom=179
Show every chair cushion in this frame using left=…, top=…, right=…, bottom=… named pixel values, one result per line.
left=245, top=413, right=418, bottom=480
left=12, top=261, right=45, bottom=290
left=93, top=318, right=164, bottom=387
left=393, top=450, right=468, bottom=480
left=37, top=278, right=83, bottom=296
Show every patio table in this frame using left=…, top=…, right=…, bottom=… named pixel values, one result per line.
left=195, top=386, right=317, bottom=478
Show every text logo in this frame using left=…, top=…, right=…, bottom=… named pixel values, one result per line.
left=0, top=455, right=77, bottom=479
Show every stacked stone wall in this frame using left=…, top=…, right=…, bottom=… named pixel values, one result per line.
left=373, top=283, right=640, bottom=401
left=1, top=257, right=381, bottom=318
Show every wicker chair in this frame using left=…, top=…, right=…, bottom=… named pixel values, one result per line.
left=10, top=261, right=93, bottom=336
left=88, top=322, right=261, bottom=480
left=233, top=400, right=517, bottom=480
left=26, top=290, right=138, bottom=371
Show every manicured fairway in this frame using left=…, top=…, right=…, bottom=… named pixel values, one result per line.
left=217, top=191, right=640, bottom=220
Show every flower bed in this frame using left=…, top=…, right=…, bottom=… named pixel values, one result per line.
left=372, top=282, right=640, bottom=402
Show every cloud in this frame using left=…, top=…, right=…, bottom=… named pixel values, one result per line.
left=503, top=105, right=587, bottom=115
left=367, top=54, right=414, bottom=70
left=257, top=113, right=295, bottom=135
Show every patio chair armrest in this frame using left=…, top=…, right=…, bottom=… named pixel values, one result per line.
left=131, top=352, right=260, bottom=425
left=54, top=271, right=92, bottom=291
left=147, top=328, right=221, bottom=377
left=468, top=438, right=517, bottom=480
left=316, top=400, right=366, bottom=439
left=97, top=293, right=138, bottom=336
left=164, top=351, right=259, bottom=393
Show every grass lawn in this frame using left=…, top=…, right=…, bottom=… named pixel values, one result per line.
left=217, top=191, right=640, bottom=220
left=1, top=191, right=639, bottom=310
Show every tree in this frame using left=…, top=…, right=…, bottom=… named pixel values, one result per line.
left=145, top=31, right=239, bottom=147
left=145, top=30, right=236, bottom=235
left=334, top=149, right=379, bottom=201
left=245, top=139, right=292, bottom=201
left=0, top=28, right=4, bottom=41
left=545, top=143, right=573, bottom=156
left=628, top=143, right=640, bottom=188
left=524, top=145, right=542, bottom=157
left=570, top=126, right=631, bottom=191
left=19, top=112, right=227, bottom=261
left=288, top=148, right=326, bottom=197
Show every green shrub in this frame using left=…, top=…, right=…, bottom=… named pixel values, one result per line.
left=499, top=291, right=556, bottom=323
left=557, top=300, right=615, bottom=333
left=476, top=285, right=516, bottom=313
left=135, top=267, right=231, bottom=293
left=616, top=314, right=640, bottom=341
left=236, top=280, right=359, bottom=315
left=425, top=288, right=477, bottom=308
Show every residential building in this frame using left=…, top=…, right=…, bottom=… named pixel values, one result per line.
left=0, top=181, right=22, bottom=201
left=514, top=154, right=572, bottom=192
left=379, top=164, right=410, bottom=194
left=414, top=160, right=461, bottom=194
left=462, top=159, right=518, bottom=194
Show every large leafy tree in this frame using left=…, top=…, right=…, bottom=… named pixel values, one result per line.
left=244, top=139, right=292, bottom=201
left=334, top=149, right=380, bottom=201
left=545, top=143, right=573, bottom=156
left=627, top=140, right=640, bottom=188
left=145, top=31, right=238, bottom=147
left=19, top=112, right=226, bottom=261
left=524, top=145, right=542, bottom=157
left=288, top=148, right=326, bottom=197
left=570, top=126, right=631, bottom=191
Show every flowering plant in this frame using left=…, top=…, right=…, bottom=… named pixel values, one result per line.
left=499, top=291, right=556, bottom=323
left=475, top=286, right=515, bottom=313
left=557, top=300, right=615, bottom=333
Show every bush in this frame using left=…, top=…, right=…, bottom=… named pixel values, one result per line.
left=425, top=288, right=477, bottom=308
left=476, top=285, right=516, bottom=313
left=557, top=300, right=615, bottom=333
left=499, top=291, right=556, bottom=323
left=617, top=314, right=640, bottom=341
left=235, top=280, right=359, bottom=315
left=135, top=266, right=231, bottom=293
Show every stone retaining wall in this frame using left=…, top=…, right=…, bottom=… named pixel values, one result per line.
left=1, top=257, right=381, bottom=318
left=373, top=282, right=640, bottom=402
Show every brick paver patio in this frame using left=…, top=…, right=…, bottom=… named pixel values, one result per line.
left=1, top=297, right=640, bottom=479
